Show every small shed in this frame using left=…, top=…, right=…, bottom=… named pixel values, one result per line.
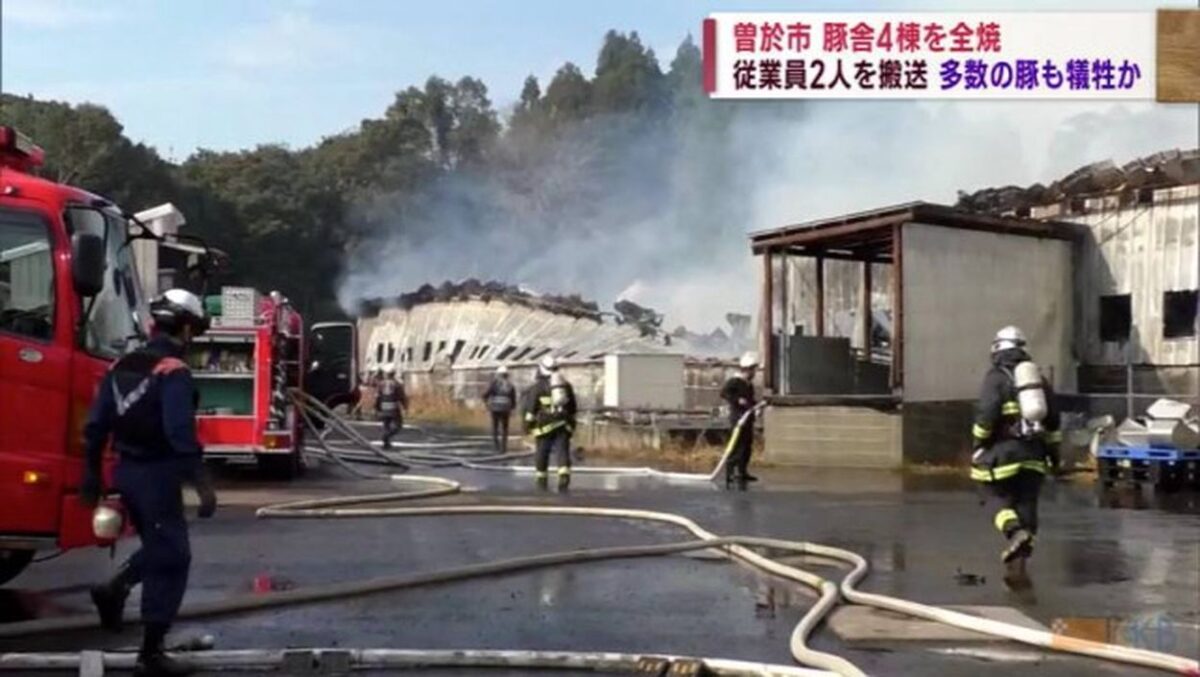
left=603, top=353, right=686, bottom=410
left=750, top=202, right=1078, bottom=467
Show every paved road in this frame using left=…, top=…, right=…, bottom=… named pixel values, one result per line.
left=2, top=423, right=1198, bottom=675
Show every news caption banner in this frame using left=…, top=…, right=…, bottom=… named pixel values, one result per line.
left=701, top=10, right=1200, bottom=102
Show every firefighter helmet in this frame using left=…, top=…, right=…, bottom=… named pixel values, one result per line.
left=151, top=288, right=209, bottom=337
left=991, top=325, right=1027, bottom=354
left=538, top=355, right=558, bottom=376
left=739, top=352, right=759, bottom=369
left=496, top=365, right=508, bottom=376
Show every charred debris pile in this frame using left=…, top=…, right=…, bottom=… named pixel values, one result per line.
left=352, top=280, right=752, bottom=356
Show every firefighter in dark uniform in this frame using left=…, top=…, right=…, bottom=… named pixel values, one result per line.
left=376, top=369, right=407, bottom=450
left=81, top=289, right=217, bottom=677
left=720, top=352, right=760, bottom=489
left=483, top=365, right=517, bottom=454
left=970, top=326, right=1062, bottom=580
left=523, top=356, right=576, bottom=490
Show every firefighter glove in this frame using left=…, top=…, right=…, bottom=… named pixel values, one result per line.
left=80, top=473, right=102, bottom=508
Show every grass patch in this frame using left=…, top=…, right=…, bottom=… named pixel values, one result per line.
left=405, top=392, right=492, bottom=433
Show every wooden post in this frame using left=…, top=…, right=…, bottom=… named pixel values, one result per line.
left=815, top=255, right=826, bottom=337
left=861, top=261, right=872, bottom=353
left=779, top=254, right=789, bottom=395
left=890, top=224, right=904, bottom=391
left=761, top=249, right=774, bottom=393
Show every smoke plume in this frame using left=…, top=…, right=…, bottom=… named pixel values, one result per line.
left=338, top=98, right=1197, bottom=331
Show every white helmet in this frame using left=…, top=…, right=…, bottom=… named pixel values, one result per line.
left=496, top=365, right=508, bottom=376
left=538, top=355, right=558, bottom=376
left=991, top=325, right=1027, bottom=354
left=150, top=288, right=209, bottom=336
left=739, top=351, right=759, bottom=369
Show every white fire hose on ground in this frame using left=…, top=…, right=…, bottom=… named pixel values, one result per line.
left=1, top=400, right=1197, bottom=676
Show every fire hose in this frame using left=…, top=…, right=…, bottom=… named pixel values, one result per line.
left=1, top=401, right=1197, bottom=676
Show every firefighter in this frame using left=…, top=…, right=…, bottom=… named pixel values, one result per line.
left=484, top=365, right=517, bottom=454
left=523, top=356, right=576, bottom=490
left=376, top=369, right=407, bottom=450
left=970, top=326, right=1062, bottom=580
left=720, top=352, right=760, bottom=489
left=81, top=289, right=217, bottom=677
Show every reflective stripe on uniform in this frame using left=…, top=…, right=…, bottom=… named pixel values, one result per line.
left=1046, top=430, right=1063, bottom=444
left=994, top=508, right=1019, bottom=532
left=533, top=420, right=567, bottom=437
left=972, top=423, right=991, bottom=440
left=535, top=471, right=548, bottom=479
left=1001, top=401, right=1021, bottom=415
left=113, top=377, right=152, bottom=417
left=970, top=459, right=1047, bottom=482
left=557, top=466, right=570, bottom=476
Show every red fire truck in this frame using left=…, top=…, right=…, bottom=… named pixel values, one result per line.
left=189, top=287, right=306, bottom=478
left=0, top=126, right=156, bottom=584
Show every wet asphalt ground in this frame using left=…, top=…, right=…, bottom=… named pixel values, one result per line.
left=2, top=421, right=1198, bottom=676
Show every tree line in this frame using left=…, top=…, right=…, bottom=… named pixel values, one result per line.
left=0, top=30, right=709, bottom=321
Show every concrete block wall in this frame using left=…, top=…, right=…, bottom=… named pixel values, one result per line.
left=763, top=405, right=903, bottom=468
left=901, top=401, right=975, bottom=466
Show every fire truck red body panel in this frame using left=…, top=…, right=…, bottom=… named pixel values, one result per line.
left=190, top=292, right=304, bottom=468
left=0, top=128, right=130, bottom=567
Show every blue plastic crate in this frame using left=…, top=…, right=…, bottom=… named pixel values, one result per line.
left=1097, top=445, right=1200, bottom=462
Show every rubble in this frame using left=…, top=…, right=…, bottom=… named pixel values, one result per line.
left=355, top=279, right=601, bottom=321
left=355, top=280, right=753, bottom=358
left=956, top=148, right=1200, bottom=215
left=613, top=299, right=664, bottom=337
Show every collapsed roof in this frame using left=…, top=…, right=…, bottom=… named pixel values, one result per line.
left=956, top=148, right=1200, bottom=216
left=355, top=279, right=602, bottom=321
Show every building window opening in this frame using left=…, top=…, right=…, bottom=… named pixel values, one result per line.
left=1163, top=290, right=1198, bottom=339
left=422, top=342, right=432, bottom=362
left=1099, top=294, right=1132, bottom=343
left=496, top=345, right=517, bottom=361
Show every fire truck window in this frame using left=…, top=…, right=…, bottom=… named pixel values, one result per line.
left=67, top=208, right=144, bottom=358
left=0, top=210, right=54, bottom=341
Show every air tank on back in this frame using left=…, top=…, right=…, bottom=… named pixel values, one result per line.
left=1014, top=361, right=1048, bottom=423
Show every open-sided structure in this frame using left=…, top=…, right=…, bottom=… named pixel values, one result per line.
left=750, top=202, right=1077, bottom=468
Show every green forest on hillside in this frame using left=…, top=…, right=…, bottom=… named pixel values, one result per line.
left=0, top=30, right=718, bottom=321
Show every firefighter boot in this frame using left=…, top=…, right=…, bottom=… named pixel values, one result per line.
left=135, top=623, right=194, bottom=677
left=91, top=560, right=138, bottom=633
left=1001, top=528, right=1034, bottom=564
left=535, top=472, right=549, bottom=490
left=557, top=468, right=571, bottom=491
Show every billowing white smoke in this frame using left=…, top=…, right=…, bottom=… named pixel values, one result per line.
left=338, top=99, right=1197, bottom=331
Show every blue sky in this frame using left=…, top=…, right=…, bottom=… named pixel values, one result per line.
left=2, top=0, right=1193, bottom=160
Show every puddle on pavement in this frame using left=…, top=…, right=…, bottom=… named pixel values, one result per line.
left=1061, top=539, right=1136, bottom=586
left=1094, top=485, right=1200, bottom=514
left=1051, top=611, right=1200, bottom=657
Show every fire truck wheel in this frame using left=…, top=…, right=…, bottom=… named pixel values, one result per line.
left=257, top=452, right=301, bottom=480
left=0, top=549, right=34, bottom=586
